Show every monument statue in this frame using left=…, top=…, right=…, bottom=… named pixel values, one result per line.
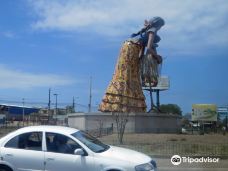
left=99, top=17, right=165, bottom=113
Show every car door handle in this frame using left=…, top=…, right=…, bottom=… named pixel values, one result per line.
left=6, top=154, right=13, bottom=157
left=46, top=158, right=55, bottom=161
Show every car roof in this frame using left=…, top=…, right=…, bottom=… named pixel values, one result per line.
left=14, top=125, right=79, bottom=135
left=0, top=126, right=80, bottom=146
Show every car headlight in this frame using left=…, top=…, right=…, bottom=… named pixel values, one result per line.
left=135, top=163, right=155, bottom=171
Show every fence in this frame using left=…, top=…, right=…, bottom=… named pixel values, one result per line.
left=86, top=127, right=113, bottom=138
left=1, top=125, right=227, bottom=158
left=116, top=142, right=228, bottom=158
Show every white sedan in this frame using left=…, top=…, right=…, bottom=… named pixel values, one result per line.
left=0, top=126, right=157, bottom=171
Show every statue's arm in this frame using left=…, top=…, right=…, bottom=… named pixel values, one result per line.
left=146, top=32, right=156, bottom=56
left=147, top=32, right=163, bottom=64
left=139, top=46, right=145, bottom=59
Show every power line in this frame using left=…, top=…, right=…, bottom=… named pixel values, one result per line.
left=0, top=99, right=98, bottom=110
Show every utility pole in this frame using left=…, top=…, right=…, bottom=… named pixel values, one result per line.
left=53, top=94, right=58, bottom=115
left=47, top=88, right=51, bottom=124
left=48, top=88, right=51, bottom=124
left=48, top=88, right=51, bottom=111
left=88, top=77, right=92, bottom=113
left=22, top=98, right=25, bottom=126
left=156, top=90, right=160, bottom=110
left=72, top=96, right=75, bottom=113
left=73, top=97, right=79, bottom=113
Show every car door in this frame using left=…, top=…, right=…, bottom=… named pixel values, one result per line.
left=44, top=132, right=94, bottom=171
left=1, top=131, right=44, bottom=171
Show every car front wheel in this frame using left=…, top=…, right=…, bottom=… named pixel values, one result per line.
left=0, top=165, right=13, bottom=171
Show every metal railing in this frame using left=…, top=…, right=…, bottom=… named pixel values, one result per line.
left=86, top=127, right=113, bottom=138
left=115, top=142, right=228, bottom=158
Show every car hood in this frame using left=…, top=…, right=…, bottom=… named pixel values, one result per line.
left=98, top=145, right=151, bottom=165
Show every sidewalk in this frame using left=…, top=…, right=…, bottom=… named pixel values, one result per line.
left=155, top=158, right=228, bottom=171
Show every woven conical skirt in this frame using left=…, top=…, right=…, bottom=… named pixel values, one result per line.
left=99, top=41, right=147, bottom=113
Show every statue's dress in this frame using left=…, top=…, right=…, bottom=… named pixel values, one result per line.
left=99, top=41, right=146, bottom=113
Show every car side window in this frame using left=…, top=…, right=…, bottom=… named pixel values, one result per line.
left=5, top=135, right=18, bottom=148
left=5, top=132, right=43, bottom=151
left=46, top=132, right=81, bottom=154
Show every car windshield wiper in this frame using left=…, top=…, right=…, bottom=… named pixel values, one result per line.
left=96, top=149, right=106, bottom=153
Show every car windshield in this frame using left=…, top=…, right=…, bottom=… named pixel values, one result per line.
left=72, top=131, right=110, bottom=153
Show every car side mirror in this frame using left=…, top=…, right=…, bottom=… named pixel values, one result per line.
left=74, top=148, right=84, bottom=156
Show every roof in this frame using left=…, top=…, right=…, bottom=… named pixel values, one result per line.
left=0, top=104, right=40, bottom=115
left=0, top=104, right=40, bottom=109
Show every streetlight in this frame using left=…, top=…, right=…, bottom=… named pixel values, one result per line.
left=53, top=94, right=58, bottom=115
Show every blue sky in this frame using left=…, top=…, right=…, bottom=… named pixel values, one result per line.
left=0, top=0, right=228, bottom=113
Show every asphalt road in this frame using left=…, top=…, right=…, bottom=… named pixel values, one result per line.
left=155, top=158, right=228, bottom=171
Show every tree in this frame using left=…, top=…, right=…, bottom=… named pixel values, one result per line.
left=112, top=112, right=128, bottom=144
left=96, top=119, right=104, bottom=137
left=160, top=104, right=182, bottom=115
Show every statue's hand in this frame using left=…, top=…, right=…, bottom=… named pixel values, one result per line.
left=131, top=33, right=138, bottom=38
left=155, top=55, right=163, bottom=64
left=146, top=48, right=155, bottom=56
left=146, top=48, right=163, bottom=64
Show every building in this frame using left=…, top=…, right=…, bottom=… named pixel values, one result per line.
left=0, top=104, right=40, bottom=121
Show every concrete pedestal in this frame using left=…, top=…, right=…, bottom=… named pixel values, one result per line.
left=68, top=112, right=181, bottom=133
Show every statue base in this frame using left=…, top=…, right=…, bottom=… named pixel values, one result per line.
left=68, top=112, right=181, bottom=134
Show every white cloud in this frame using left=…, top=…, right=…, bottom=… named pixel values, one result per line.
left=1, top=31, right=15, bottom=38
left=0, top=65, right=74, bottom=89
left=28, top=0, right=228, bottom=54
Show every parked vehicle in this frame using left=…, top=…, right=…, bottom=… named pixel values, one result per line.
left=0, top=126, right=157, bottom=171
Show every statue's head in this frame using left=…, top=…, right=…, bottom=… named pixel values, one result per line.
left=144, top=17, right=165, bottom=30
